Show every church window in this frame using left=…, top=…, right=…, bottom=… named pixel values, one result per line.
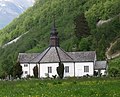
left=84, top=66, right=89, bottom=72
left=24, top=64, right=28, bottom=67
left=48, top=67, right=52, bottom=73
left=25, top=71, right=28, bottom=74
left=65, top=66, right=69, bottom=73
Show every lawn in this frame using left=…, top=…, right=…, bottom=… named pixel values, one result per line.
left=0, top=77, right=120, bottom=97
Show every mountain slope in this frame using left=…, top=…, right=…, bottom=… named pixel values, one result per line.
left=0, top=0, right=35, bottom=29
left=0, top=0, right=120, bottom=77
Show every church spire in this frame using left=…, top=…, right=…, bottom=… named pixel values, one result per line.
left=50, top=16, right=59, bottom=47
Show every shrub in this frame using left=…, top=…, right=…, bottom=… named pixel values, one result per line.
left=33, top=65, right=38, bottom=78
left=109, top=67, right=120, bottom=77
left=57, top=62, right=64, bottom=79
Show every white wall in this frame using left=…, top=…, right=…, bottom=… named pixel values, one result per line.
left=21, top=63, right=30, bottom=78
left=75, top=62, right=94, bottom=77
left=101, top=70, right=106, bottom=75
left=40, top=63, right=59, bottom=78
left=29, top=63, right=38, bottom=77
left=21, top=62, right=94, bottom=78
left=21, top=63, right=39, bottom=78
left=63, top=62, right=74, bottom=77
left=95, top=70, right=106, bottom=75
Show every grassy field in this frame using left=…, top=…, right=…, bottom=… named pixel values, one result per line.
left=0, top=78, right=120, bottom=97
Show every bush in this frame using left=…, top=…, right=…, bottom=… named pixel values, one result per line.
left=57, top=62, right=64, bottom=79
left=33, top=65, right=38, bottom=78
left=109, top=67, right=120, bottom=77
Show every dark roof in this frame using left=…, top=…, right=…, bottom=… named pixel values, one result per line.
left=67, top=51, right=96, bottom=62
left=95, top=61, right=107, bottom=70
left=18, top=53, right=40, bottom=63
left=30, top=47, right=73, bottom=63
left=18, top=49, right=96, bottom=63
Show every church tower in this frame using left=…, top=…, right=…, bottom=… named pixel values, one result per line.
left=50, top=17, right=59, bottom=47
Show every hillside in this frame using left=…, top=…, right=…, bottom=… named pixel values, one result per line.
left=0, top=0, right=120, bottom=77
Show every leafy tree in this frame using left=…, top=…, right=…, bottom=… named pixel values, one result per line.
left=33, top=65, right=38, bottom=78
left=1, top=57, right=13, bottom=77
left=79, top=37, right=91, bottom=51
left=13, top=61, right=23, bottom=79
left=57, top=62, right=64, bottom=79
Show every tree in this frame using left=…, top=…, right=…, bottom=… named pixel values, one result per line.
left=33, top=65, right=38, bottom=78
left=13, top=61, right=23, bottom=79
left=74, top=13, right=90, bottom=38
left=57, top=62, right=64, bottom=79
left=79, top=37, right=91, bottom=51
left=1, top=57, right=13, bottom=78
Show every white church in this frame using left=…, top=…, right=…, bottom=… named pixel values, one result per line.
left=18, top=20, right=107, bottom=78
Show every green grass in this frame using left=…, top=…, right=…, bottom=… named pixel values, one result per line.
left=0, top=78, right=120, bottom=97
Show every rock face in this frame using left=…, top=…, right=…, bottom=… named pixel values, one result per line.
left=105, top=38, right=120, bottom=59
left=0, top=0, right=35, bottom=29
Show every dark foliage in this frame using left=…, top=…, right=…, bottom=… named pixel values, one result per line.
left=52, top=75, right=57, bottom=79
left=13, top=61, right=23, bottom=78
left=57, top=62, right=64, bottom=79
left=74, top=13, right=90, bottom=38
left=109, top=67, right=120, bottom=77
left=33, top=65, right=38, bottom=78
left=94, top=71, right=98, bottom=76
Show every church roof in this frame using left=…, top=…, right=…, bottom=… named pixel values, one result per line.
left=94, top=61, right=107, bottom=70
left=18, top=53, right=40, bottom=63
left=67, top=51, right=96, bottom=62
left=30, top=47, right=73, bottom=63
left=18, top=50, right=96, bottom=63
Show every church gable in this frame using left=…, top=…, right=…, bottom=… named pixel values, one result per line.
left=30, top=47, right=73, bottom=63
left=39, top=47, right=60, bottom=63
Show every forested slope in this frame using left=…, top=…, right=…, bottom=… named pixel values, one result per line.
left=0, top=0, right=119, bottom=77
